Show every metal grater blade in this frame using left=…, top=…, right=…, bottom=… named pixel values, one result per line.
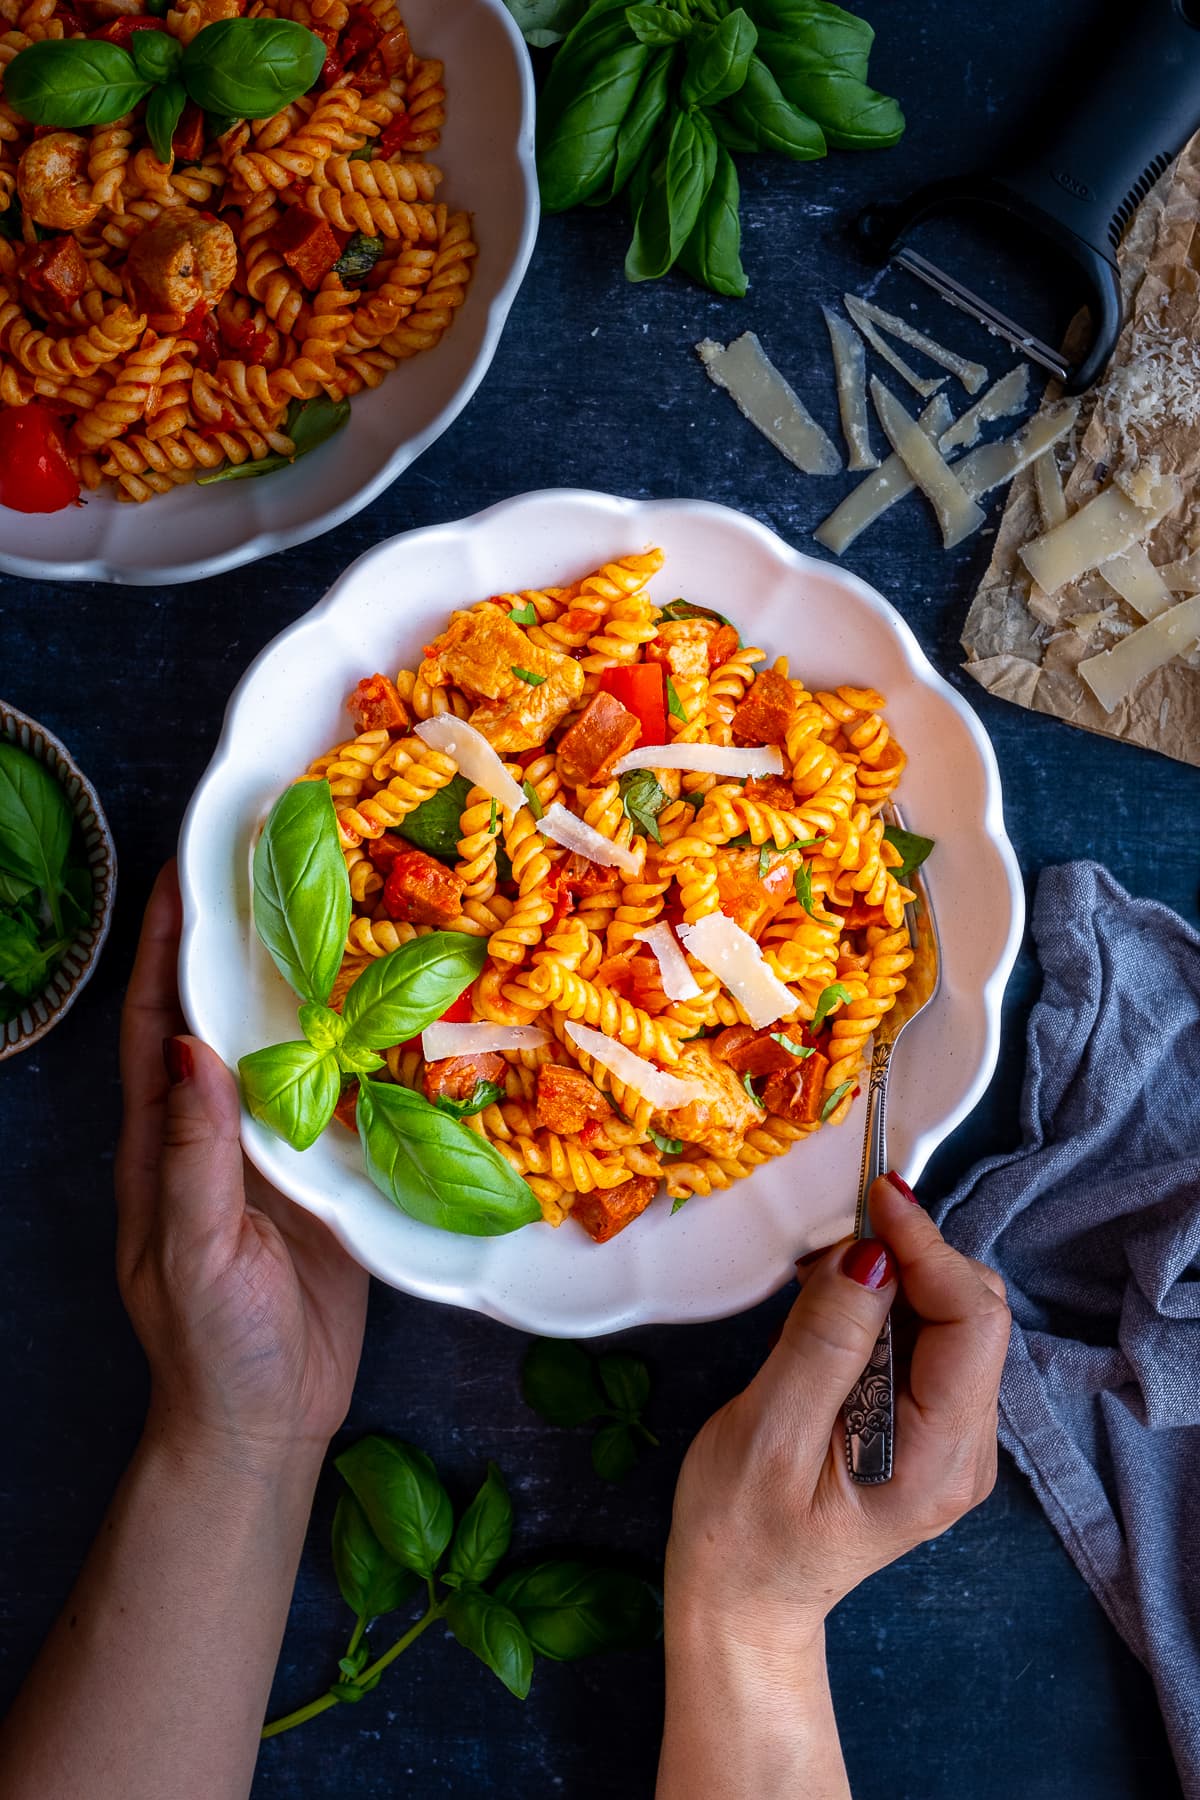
left=894, top=248, right=1072, bottom=384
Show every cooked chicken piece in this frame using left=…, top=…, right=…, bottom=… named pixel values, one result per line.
left=647, top=619, right=714, bottom=687
left=17, top=134, right=99, bottom=231
left=420, top=610, right=584, bottom=752
left=715, top=847, right=794, bottom=933
left=652, top=1043, right=762, bottom=1160
left=125, top=211, right=237, bottom=321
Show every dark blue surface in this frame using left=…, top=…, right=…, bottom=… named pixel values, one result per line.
left=0, top=0, right=1194, bottom=1793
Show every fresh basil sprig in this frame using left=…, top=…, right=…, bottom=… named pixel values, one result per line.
left=521, top=1338, right=658, bottom=1482
left=0, top=743, right=91, bottom=1025
left=358, top=1079, right=541, bottom=1235
left=618, top=768, right=667, bottom=843
left=883, top=824, right=935, bottom=879
left=251, top=780, right=351, bottom=1006
left=262, top=1433, right=662, bottom=1739
left=4, top=16, right=325, bottom=131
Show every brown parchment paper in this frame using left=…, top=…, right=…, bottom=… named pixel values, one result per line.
left=961, top=137, right=1200, bottom=768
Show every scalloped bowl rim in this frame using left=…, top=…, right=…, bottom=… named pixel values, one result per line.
left=178, top=490, right=1025, bottom=1334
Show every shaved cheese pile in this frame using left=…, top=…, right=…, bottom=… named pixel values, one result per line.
left=677, top=914, right=796, bottom=1030
left=870, top=379, right=985, bottom=549
left=844, top=293, right=987, bottom=394
left=1095, top=302, right=1200, bottom=463
left=612, top=742, right=784, bottom=778
left=696, top=333, right=842, bottom=476
left=822, top=306, right=877, bottom=471
left=564, top=1021, right=703, bottom=1109
left=414, top=716, right=525, bottom=816
left=634, top=922, right=702, bottom=1001
left=1019, top=476, right=1179, bottom=594
left=1078, top=593, right=1200, bottom=712
left=422, top=1021, right=548, bottom=1060
left=844, top=294, right=945, bottom=399
left=539, top=802, right=640, bottom=875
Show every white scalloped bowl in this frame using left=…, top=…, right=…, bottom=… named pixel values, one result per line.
left=0, top=0, right=536, bottom=586
left=179, top=491, right=1024, bottom=1335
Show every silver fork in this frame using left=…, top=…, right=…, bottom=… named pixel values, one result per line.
left=843, top=802, right=942, bottom=1485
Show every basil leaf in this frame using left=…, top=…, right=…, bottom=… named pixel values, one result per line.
left=4, top=39, right=152, bottom=126
left=238, top=1039, right=340, bottom=1149
left=679, top=7, right=756, bottom=107
left=146, top=77, right=187, bottom=166
left=597, top=1352, right=649, bottom=1419
left=331, top=1491, right=419, bottom=1620
left=503, top=0, right=589, bottom=46
left=757, top=844, right=771, bottom=879
left=335, top=1436, right=453, bottom=1578
left=333, top=232, right=385, bottom=281
left=445, top=1462, right=513, bottom=1587
left=625, top=106, right=716, bottom=282
left=665, top=675, right=686, bottom=721
left=595, top=42, right=673, bottom=202
left=0, top=912, right=54, bottom=999
left=445, top=1589, right=533, bottom=1699
left=656, top=597, right=740, bottom=636
left=591, top=1420, right=637, bottom=1481
left=494, top=1561, right=662, bottom=1660
left=512, top=665, right=545, bottom=686
left=537, top=19, right=652, bottom=211
left=742, top=1071, right=765, bottom=1108
left=769, top=1031, right=812, bottom=1058
left=670, top=1194, right=689, bottom=1215
left=197, top=394, right=350, bottom=482
left=677, top=143, right=746, bottom=298
left=251, top=779, right=351, bottom=1005
left=744, top=0, right=871, bottom=77
left=625, top=3, right=689, bottom=43
left=820, top=1076, right=855, bottom=1120
left=811, top=980, right=852, bottom=1032
left=508, top=601, right=538, bottom=624
left=341, top=932, right=486, bottom=1052
left=357, top=1079, right=541, bottom=1235
left=130, top=26, right=182, bottom=82
left=721, top=53, right=825, bottom=158
left=618, top=769, right=667, bottom=844
left=754, top=28, right=903, bottom=148
left=649, top=1127, right=682, bottom=1154
left=181, top=17, right=325, bottom=119
left=335, top=1040, right=385, bottom=1075
left=794, top=860, right=815, bottom=917
left=298, top=1000, right=345, bottom=1052
left=883, top=824, right=934, bottom=879
left=0, top=868, right=34, bottom=908
left=392, top=773, right=471, bottom=861
left=0, top=743, right=71, bottom=897
left=433, top=1077, right=506, bottom=1120
left=521, top=1338, right=605, bottom=1426
left=521, top=778, right=544, bottom=821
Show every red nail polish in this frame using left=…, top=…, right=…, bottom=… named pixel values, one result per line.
left=163, top=1036, right=193, bottom=1086
left=841, top=1240, right=893, bottom=1290
left=886, top=1170, right=918, bottom=1204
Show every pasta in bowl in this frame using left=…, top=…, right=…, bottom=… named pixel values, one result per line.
left=179, top=491, right=1023, bottom=1334
left=0, top=0, right=535, bottom=582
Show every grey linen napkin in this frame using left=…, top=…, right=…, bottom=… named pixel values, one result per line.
left=932, top=861, right=1200, bottom=1798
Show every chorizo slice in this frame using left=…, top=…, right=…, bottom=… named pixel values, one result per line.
left=535, top=1064, right=609, bottom=1135
left=555, top=691, right=640, bottom=787
left=762, top=1051, right=830, bottom=1125
left=381, top=847, right=464, bottom=926
left=423, top=1052, right=506, bottom=1106
left=349, top=673, right=409, bottom=734
left=573, top=1173, right=659, bottom=1244
left=731, top=668, right=794, bottom=746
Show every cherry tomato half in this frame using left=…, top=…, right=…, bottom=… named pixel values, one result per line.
left=0, top=403, right=80, bottom=513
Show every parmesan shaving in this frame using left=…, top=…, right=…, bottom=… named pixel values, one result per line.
left=1033, top=450, right=1068, bottom=528
left=956, top=402, right=1080, bottom=500
left=813, top=396, right=954, bottom=555
left=612, top=743, right=784, bottom=778
left=870, top=378, right=986, bottom=550
left=634, top=922, right=702, bottom=1001
left=1099, top=543, right=1173, bottom=621
left=413, top=715, right=526, bottom=816
left=696, top=333, right=842, bottom=477
left=822, top=306, right=877, bottom=471
left=843, top=293, right=987, bottom=394
left=563, top=1021, right=703, bottom=1109
left=422, top=1022, right=549, bottom=1060
left=539, top=802, right=640, bottom=876
left=1078, top=593, right=1200, bottom=712
left=677, top=914, right=796, bottom=1030
left=1159, top=554, right=1200, bottom=593
left=843, top=294, right=946, bottom=398
left=938, top=364, right=1032, bottom=453
left=1018, top=476, right=1179, bottom=594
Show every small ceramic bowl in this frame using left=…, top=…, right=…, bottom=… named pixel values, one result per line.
left=0, top=704, right=117, bottom=1059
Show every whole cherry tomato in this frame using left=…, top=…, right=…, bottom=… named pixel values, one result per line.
left=0, top=404, right=80, bottom=513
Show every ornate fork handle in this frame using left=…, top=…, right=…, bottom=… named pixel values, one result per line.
left=844, top=1038, right=896, bottom=1485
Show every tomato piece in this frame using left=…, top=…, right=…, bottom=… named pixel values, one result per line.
left=597, top=663, right=667, bottom=747
left=171, top=100, right=206, bottom=164
left=397, top=981, right=475, bottom=1055
left=89, top=15, right=168, bottom=43
left=0, top=404, right=80, bottom=513
left=376, top=113, right=414, bottom=158
left=218, top=312, right=271, bottom=362
left=177, top=300, right=221, bottom=372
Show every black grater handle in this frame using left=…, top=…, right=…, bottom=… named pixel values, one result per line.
left=1000, top=0, right=1200, bottom=276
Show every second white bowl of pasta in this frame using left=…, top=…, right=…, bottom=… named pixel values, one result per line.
left=179, top=489, right=1023, bottom=1335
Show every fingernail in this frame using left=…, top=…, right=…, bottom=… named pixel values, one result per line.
left=795, top=1248, right=824, bottom=1271
left=163, top=1036, right=193, bottom=1086
left=886, top=1170, right=918, bottom=1204
left=841, top=1240, right=893, bottom=1290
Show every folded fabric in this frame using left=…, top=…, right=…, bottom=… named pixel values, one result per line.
left=934, top=861, right=1200, bottom=1799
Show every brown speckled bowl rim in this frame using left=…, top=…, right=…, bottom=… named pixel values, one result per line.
left=0, top=704, right=117, bottom=1060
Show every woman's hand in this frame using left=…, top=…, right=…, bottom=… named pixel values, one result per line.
left=115, top=861, right=369, bottom=1475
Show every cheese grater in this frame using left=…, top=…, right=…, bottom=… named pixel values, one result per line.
left=858, top=1, right=1200, bottom=394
